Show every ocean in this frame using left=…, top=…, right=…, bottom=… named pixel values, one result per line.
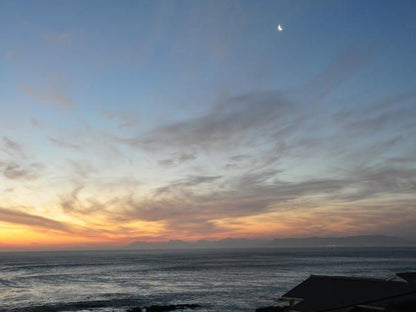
left=1, top=247, right=416, bottom=312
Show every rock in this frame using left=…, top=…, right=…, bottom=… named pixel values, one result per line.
left=255, top=306, right=287, bottom=312
left=145, top=304, right=201, bottom=312
left=127, top=307, right=142, bottom=312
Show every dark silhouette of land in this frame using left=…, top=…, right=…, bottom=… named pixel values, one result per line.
left=128, top=235, right=414, bottom=249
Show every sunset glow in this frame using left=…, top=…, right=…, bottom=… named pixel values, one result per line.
left=1, top=1, right=416, bottom=250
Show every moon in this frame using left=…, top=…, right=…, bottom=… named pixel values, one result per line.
left=277, top=24, right=283, bottom=32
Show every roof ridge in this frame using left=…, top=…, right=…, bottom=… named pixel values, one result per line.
left=310, top=274, right=386, bottom=282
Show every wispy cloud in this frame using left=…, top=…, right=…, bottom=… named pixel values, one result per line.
left=0, top=205, right=129, bottom=240
left=2, top=136, right=27, bottom=159
left=2, top=163, right=42, bottom=180
left=112, top=45, right=373, bottom=162
left=23, top=85, right=72, bottom=108
left=158, top=152, right=197, bottom=167
left=305, top=43, right=372, bottom=101
left=43, top=31, right=72, bottom=46
left=57, top=173, right=340, bottom=234
left=101, top=109, right=141, bottom=129
left=115, top=91, right=297, bottom=153
left=0, top=137, right=43, bottom=180
left=0, top=206, right=74, bottom=233
left=48, top=137, right=82, bottom=151
left=68, top=160, right=97, bottom=179
left=54, top=44, right=415, bottom=239
left=53, top=155, right=416, bottom=239
left=335, top=93, right=416, bottom=135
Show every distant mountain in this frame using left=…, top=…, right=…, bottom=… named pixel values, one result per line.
left=271, top=235, right=414, bottom=247
left=128, top=235, right=415, bottom=249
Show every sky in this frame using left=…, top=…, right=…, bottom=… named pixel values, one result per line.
left=0, top=0, right=416, bottom=250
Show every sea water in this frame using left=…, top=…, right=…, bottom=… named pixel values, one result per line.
left=1, top=247, right=416, bottom=312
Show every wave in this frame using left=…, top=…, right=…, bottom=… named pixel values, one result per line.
left=0, top=263, right=112, bottom=273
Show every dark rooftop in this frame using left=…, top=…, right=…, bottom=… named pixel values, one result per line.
left=394, top=272, right=416, bottom=286
left=281, top=274, right=416, bottom=312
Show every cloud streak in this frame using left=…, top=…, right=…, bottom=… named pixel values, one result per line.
left=0, top=206, right=73, bottom=233
left=116, top=91, right=297, bottom=151
left=305, top=43, right=372, bottom=101
left=49, top=137, right=82, bottom=151
left=45, top=44, right=416, bottom=239
left=158, top=152, right=197, bottom=167
left=55, top=161, right=416, bottom=238
left=23, top=85, right=72, bottom=108
left=0, top=137, right=43, bottom=180
left=2, top=163, right=41, bottom=180
left=2, top=136, right=27, bottom=159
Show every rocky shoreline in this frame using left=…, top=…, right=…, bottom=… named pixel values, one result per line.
left=127, top=304, right=201, bottom=312
left=126, top=303, right=287, bottom=312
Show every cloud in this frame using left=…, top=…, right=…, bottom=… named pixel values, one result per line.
left=49, top=137, right=82, bottom=151
left=31, top=118, right=40, bottom=127
left=154, top=175, right=222, bottom=195
left=57, top=171, right=350, bottom=235
left=333, top=94, right=416, bottom=139
left=60, top=185, right=114, bottom=219
left=305, top=43, right=372, bottom=101
left=1, top=137, right=43, bottom=180
left=23, top=85, right=72, bottom=108
left=158, top=152, right=197, bottom=167
left=102, top=109, right=141, bottom=129
left=2, top=163, right=42, bottom=180
left=68, top=160, right=97, bottom=179
left=0, top=206, right=74, bottom=233
left=56, top=83, right=416, bottom=239
left=115, top=90, right=297, bottom=151
left=0, top=205, right=124, bottom=240
left=3, top=164, right=31, bottom=179
left=54, top=154, right=416, bottom=239
left=43, top=32, right=72, bottom=45
left=345, top=107, right=416, bottom=135
left=4, top=42, right=413, bottom=241
left=343, top=165, right=416, bottom=201
left=2, top=136, right=26, bottom=158
left=110, top=45, right=372, bottom=161
left=229, top=154, right=250, bottom=162
left=112, top=175, right=348, bottom=237
left=333, top=93, right=416, bottom=124
left=158, top=159, right=174, bottom=167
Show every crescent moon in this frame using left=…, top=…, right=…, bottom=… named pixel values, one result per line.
left=277, top=24, right=283, bottom=32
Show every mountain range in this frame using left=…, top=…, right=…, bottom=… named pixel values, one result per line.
left=128, top=235, right=415, bottom=249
